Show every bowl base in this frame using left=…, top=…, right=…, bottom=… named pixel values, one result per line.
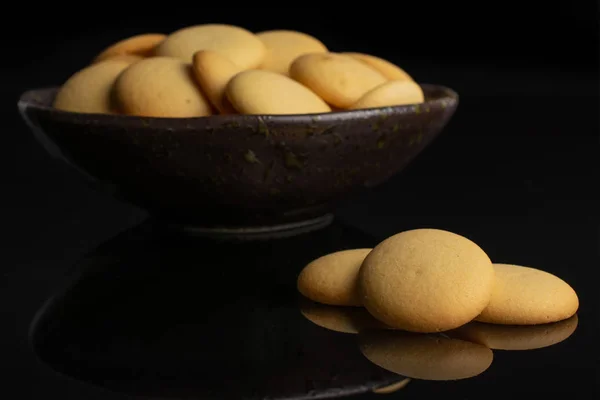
left=158, top=214, right=335, bottom=241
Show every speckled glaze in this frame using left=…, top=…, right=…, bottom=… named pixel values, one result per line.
left=18, top=85, right=458, bottom=228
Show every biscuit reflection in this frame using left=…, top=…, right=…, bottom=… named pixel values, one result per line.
left=299, top=297, right=388, bottom=334
left=359, top=330, right=493, bottom=381
left=447, top=314, right=578, bottom=351
left=372, top=378, right=411, bottom=394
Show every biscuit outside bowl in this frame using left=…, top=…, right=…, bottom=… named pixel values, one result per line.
left=18, top=84, right=458, bottom=240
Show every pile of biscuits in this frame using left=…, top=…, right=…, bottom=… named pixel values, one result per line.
left=298, top=228, right=579, bottom=332
left=297, top=228, right=579, bottom=381
left=53, top=24, right=424, bottom=117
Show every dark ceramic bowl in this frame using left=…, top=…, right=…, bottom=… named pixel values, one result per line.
left=18, top=85, right=458, bottom=237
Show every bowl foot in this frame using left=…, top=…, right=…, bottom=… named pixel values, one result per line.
left=157, top=214, right=335, bottom=241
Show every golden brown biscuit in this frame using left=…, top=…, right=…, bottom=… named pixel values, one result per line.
left=343, top=53, right=413, bottom=81
left=359, top=229, right=494, bottom=333
left=372, top=378, right=411, bottom=394
left=447, top=315, right=578, bottom=350
left=299, top=297, right=389, bottom=334
left=289, top=53, right=387, bottom=108
left=93, top=33, right=166, bottom=63
left=257, top=30, right=328, bottom=75
left=297, top=248, right=372, bottom=306
left=155, top=24, right=266, bottom=69
left=350, top=80, right=424, bottom=110
left=359, top=330, right=494, bottom=381
left=226, top=70, right=331, bottom=115
left=476, top=263, right=579, bottom=325
left=114, top=57, right=213, bottom=118
left=192, top=50, right=241, bottom=114
left=53, top=59, right=131, bottom=114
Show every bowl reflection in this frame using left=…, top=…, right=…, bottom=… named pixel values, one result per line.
left=29, top=220, right=402, bottom=399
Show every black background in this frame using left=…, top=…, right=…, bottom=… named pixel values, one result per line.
left=3, top=4, right=599, bottom=399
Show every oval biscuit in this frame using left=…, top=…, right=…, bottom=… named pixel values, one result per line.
left=359, top=330, right=494, bottom=381
left=343, top=52, right=414, bottom=81
left=359, top=229, right=495, bottom=333
left=289, top=53, right=387, bottom=108
left=192, top=50, right=242, bottom=114
left=155, top=24, right=266, bottom=69
left=93, top=33, right=166, bottom=63
left=114, top=57, right=213, bottom=118
left=257, top=30, right=328, bottom=75
left=475, top=263, right=579, bottom=325
left=226, top=70, right=331, bottom=115
left=297, top=248, right=371, bottom=306
left=53, top=59, right=131, bottom=114
left=350, top=80, right=424, bottom=110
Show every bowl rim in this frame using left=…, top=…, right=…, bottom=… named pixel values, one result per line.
left=18, top=83, right=459, bottom=126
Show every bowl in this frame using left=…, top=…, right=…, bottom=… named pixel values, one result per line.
left=18, top=84, right=458, bottom=238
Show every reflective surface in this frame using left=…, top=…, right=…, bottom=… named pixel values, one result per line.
left=30, top=221, right=399, bottom=399
left=30, top=220, right=588, bottom=399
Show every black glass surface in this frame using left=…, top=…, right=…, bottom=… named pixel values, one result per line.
left=30, top=221, right=400, bottom=399
left=28, top=216, right=594, bottom=399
